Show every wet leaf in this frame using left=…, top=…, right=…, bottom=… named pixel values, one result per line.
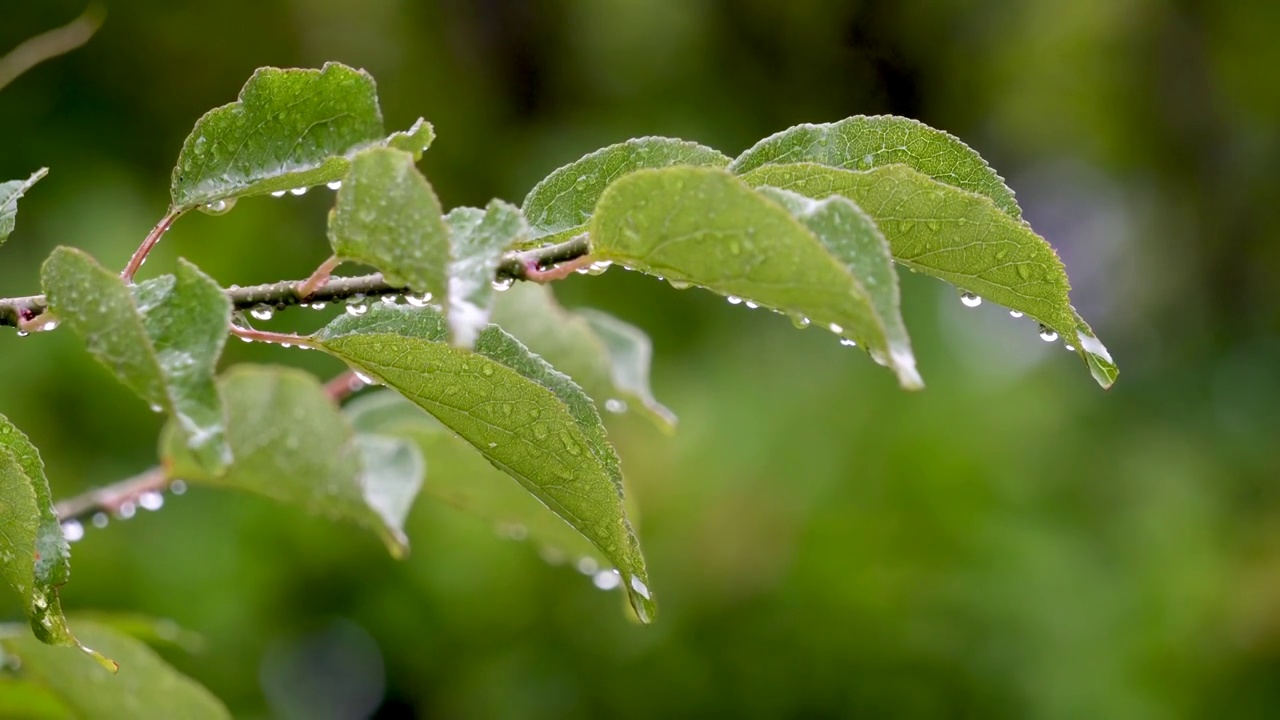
left=740, top=162, right=1118, bottom=387
left=730, top=116, right=1022, bottom=220
left=1, top=620, right=229, bottom=719
left=42, top=249, right=232, bottom=470
left=491, top=283, right=676, bottom=429
left=0, top=168, right=47, bottom=247
left=313, top=304, right=655, bottom=622
left=0, top=414, right=113, bottom=670
left=328, top=147, right=450, bottom=299
left=445, top=200, right=528, bottom=347
left=170, top=62, right=433, bottom=211
left=161, top=365, right=420, bottom=558
left=589, top=166, right=922, bottom=388
left=521, top=137, right=730, bottom=242
left=346, top=391, right=606, bottom=568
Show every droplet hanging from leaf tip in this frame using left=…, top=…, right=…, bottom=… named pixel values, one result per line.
left=1038, top=325, right=1059, bottom=342
left=960, top=292, right=982, bottom=308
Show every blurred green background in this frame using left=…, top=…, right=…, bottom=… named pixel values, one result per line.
left=2, top=0, right=1278, bottom=717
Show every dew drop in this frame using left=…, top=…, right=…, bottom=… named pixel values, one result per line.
left=491, top=277, right=514, bottom=292
left=586, top=261, right=612, bottom=276
left=744, top=301, right=759, bottom=309
left=604, top=398, right=627, bottom=414
left=15, top=330, right=28, bottom=338
left=41, top=319, right=60, bottom=331
left=593, top=569, right=622, bottom=591
left=238, top=335, right=253, bottom=343
left=667, top=279, right=691, bottom=290
left=117, top=502, right=137, bottom=520
left=354, top=371, right=376, bottom=386
left=727, top=296, right=743, bottom=305
left=249, top=304, right=275, bottom=321
left=345, top=301, right=368, bottom=317
left=1038, top=325, right=1059, bottom=342
left=62, top=520, right=85, bottom=542
left=960, top=292, right=982, bottom=308
left=577, top=557, right=599, bottom=575
left=327, top=180, right=343, bottom=190
left=199, top=197, right=235, bottom=215
left=790, top=315, right=811, bottom=329
left=828, top=322, right=844, bottom=334
left=91, top=512, right=109, bottom=528
left=169, top=480, right=187, bottom=495
left=310, top=301, right=327, bottom=310
left=271, top=190, right=287, bottom=198
left=139, top=491, right=164, bottom=511
left=289, top=186, right=308, bottom=196
left=1064, top=343, right=1076, bottom=352
left=404, top=293, right=432, bottom=307
left=1009, top=310, right=1024, bottom=318
left=840, top=338, right=857, bottom=347
left=380, top=294, right=400, bottom=306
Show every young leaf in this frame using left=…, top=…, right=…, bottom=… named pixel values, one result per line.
left=0, top=168, right=48, bottom=247
left=42, top=249, right=232, bottom=470
left=1, top=620, right=230, bottom=719
left=170, top=62, right=434, bottom=211
left=328, top=147, right=450, bottom=300
left=160, top=365, right=420, bottom=558
left=739, top=162, right=1118, bottom=388
left=730, top=116, right=1022, bottom=220
left=312, top=304, right=656, bottom=622
left=589, top=166, right=923, bottom=388
left=521, top=137, right=730, bottom=241
left=0, top=414, right=113, bottom=670
left=445, top=200, right=528, bottom=347
left=346, top=391, right=608, bottom=569
left=490, top=283, right=676, bottom=430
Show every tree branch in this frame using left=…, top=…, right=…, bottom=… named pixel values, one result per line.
left=1, top=233, right=593, bottom=330
left=0, top=4, right=104, bottom=93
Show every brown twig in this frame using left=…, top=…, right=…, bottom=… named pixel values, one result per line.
left=0, top=4, right=104, bottom=93
left=54, top=466, right=170, bottom=524
left=120, top=210, right=181, bottom=281
left=296, top=254, right=342, bottom=300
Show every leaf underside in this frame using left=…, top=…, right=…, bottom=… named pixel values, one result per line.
left=445, top=200, right=529, bottom=348
left=0, top=168, right=48, bottom=247
left=313, top=303, right=656, bottom=622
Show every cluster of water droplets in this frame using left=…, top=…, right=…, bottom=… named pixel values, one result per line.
left=59, top=480, right=187, bottom=543
left=955, top=292, right=1080, bottom=352
left=574, top=260, right=613, bottom=277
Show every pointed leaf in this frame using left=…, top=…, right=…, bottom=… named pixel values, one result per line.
left=346, top=391, right=606, bottom=568
left=354, top=434, right=425, bottom=539
left=170, top=62, right=434, bottom=210
left=0, top=415, right=113, bottom=669
left=42, top=249, right=232, bottom=469
left=328, top=147, right=450, bottom=299
left=312, top=304, right=655, bottom=622
left=0, top=168, right=48, bottom=247
left=1, top=620, right=230, bottom=719
left=730, top=116, right=1022, bottom=220
left=161, top=365, right=418, bottom=558
left=740, top=162, right=1118, bottom=387
left=491, top=284, right=676, bottom=429
left=589, top=166, right=922, bottom=388
left=445, top=200, right=528, bottom=347
left=521, top=137, right=730, bottom=241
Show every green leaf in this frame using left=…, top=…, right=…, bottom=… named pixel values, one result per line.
left=521, top=137, right=730, bottom=241
left=739, top=162, right=1118, bottom=388
left=730, top=116, right=1022, bottom=220
left=328, top=147, right=450, bottom=299
left=312, top=304, right=655, bottom=622
left=589, top=166, right=923, bottom=388
left=0, top=677, right=72, bottom=719
left=1, top=620, right=230, bottom=719
left=490, top=283, right=676, bottom=430
left=0, top=415, right=113, bottom=670
left=0, top=168, right=47, bottom=247
left=42, top=249, right=232, bottom=470
left=170, top=62, right=434, bottom=211
left=445, top=200, right=528, bottom=347
left=161, top=365, right=420, bottom=558
left=346, top=391, right=607, bottom=569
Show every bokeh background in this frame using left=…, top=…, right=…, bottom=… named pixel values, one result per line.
left=2, top=0, right=1278, bottom=717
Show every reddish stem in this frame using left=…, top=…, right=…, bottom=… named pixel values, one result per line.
left=121, top=211, right=181, bottom=281
left=296, top=255, right=343, bottom=300
left=523, top=255, right=595, bottom=283
left=324, top=370, right=367, bottom=404
left=229, top=324, right=314, bottom=348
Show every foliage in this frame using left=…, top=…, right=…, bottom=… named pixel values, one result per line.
left=0, top=60, right=1113, bottom=707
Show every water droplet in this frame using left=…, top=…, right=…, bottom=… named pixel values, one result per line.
left=237, top=335, right=253, bottom=343
left=15, top=330, right=28, bottom=338
left=604, top=398, right=627, bottom=414
left=487, top=441, right=497, bottom=449
left=280, top=343, right=292, bottom=349
left=828, top=323, right=843, bottom=334
left=310, top=301, right=327, bottom=310
left=169, top=480, right=187, bottom=495
left=960, top=292, right=982, bottom=308
left=840, top=338, right=857, bottom=347
left=149, top=403, right=163, bottom=413
left=91, top=512, right=109, bottom=528
left=1064, top=343, right=1076, bottom=352
left=139, top=491, right=164, bottom=511
left=327, top=180, right=343, bottom=190
left=62, top=520, right=85, bottom=542
left=354, top=371, right=376, bottom=386
left=491, top=277, right=514, bottom=292
left=577, top=557, right=599, bottom=575
left=791, top=315, right=811, bottom=329
left=727, top=296, right=743, bottom=305
left=1009, top=310, right=1023, bottom=318
left=289, top=187, right=308, bottom=196
left=249, top=304, right=275, bottom=321
left=586, top=261, right=612, bottom=276
left=404, top=293, right=432, bottom=307
left=744, top=301, right=759, bottom=309
left=380, top=294, right=400, bottom=306
left=200, top=197, right=236, bottom=215
left=1038, top=325, right=1059, bottom=342
left=593, top=569, right=622, bottom=590
left=667, top=279, right=691, bottom=290
left=345, top=301, right=368, bottom=317
left=41, top=319, right=60, bottom=331
left=117, top=502, right=137, bottom=520
left=271, top=190, right=287, bottom=198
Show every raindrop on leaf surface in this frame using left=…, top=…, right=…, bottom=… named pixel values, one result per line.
left=960, top=292, right=982, bottom=308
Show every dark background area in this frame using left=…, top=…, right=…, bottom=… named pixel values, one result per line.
left=2, top=0, right=1278, bottom=717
